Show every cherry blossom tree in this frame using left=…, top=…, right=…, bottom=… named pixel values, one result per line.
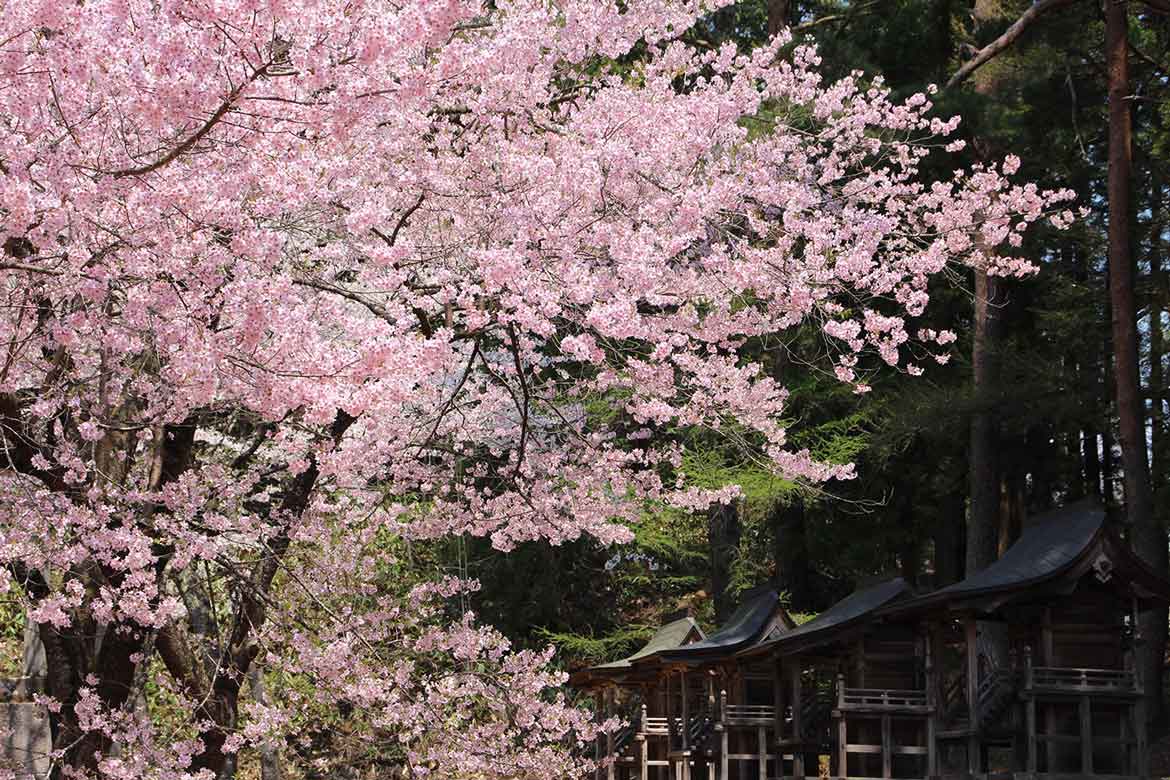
left=0, top=0, right=1072, bottom=777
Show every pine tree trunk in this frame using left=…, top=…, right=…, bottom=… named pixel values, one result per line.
left=708, top=501, right=741, bottom=624
left=966, top=0, right=1007, bottom=582
left=1106, top=0, right=1165, bottom=722
left=771, top=497, right=810, bottom=609
left=767, top=0, right=791, bottom=35
left=968, top=265, right=1003, bottom=578
left=932, top=490, right=966, bottom=587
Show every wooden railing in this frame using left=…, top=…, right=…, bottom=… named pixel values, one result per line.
left=641, top=716, right=669, bottom=735
left=838, top=686, right=929, bottom=710
left=1027, top=666, right=1137, bottom=693
left=722, top=703, right=776, bottom=724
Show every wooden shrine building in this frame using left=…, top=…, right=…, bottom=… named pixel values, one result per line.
left=571, top=502, right=1170, bottom=780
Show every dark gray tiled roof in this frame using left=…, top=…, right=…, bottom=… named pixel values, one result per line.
left=928, top=502, right=1103, bottom=598
left=591, top=617, right=703, bottom=671
left=657, top=587, right=781, bottom=658
left=741, top=577, right=909, bottom=656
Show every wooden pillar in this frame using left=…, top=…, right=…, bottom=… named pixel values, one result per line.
left=1079, top=693, right=1093, bottom=774
left=964, top=617, right=980, bottom=774
left=678, top=669, right=691, bottom=780
left=1042, top=609, right=1056, bottom=773
left=666, top=671, right=675, bottom=757
left=640, top=702, right=649, bottom=780
left=791, top=662, right=804, bottom=779
left=720, top=688, right=729, bottom=780
left=1024, top=646, right=1036, bottom=775
left=881, top=714, right=892, bottom=779
left=759, top=725, right=768, bottom=780
left=613, top=687, right=622, bottom=780
left=836, top=673, right=847, bottom=780
left=773, top=656, right=785, bottom=775
left=595, top=687, right=604, bottom=780
left=1136, top=631, right=1149, bottom=780
left=924, top=625, right=937, bottom=779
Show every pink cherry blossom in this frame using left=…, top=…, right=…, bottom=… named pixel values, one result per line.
left=0, top=1, right=1073, bottom=776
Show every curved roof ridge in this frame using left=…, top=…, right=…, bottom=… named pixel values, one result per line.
left=922, top=501, right=1103, bottom=601
left=738, top=576, right=911, bottom=657
left=591, top=616, right=704, bottom=671
left=651, top=587, right=786, bottom=661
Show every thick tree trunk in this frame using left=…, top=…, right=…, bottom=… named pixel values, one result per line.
left=932, top=490, right=966, bottom=587
left=708, top=501, right=741, bottom=624
left=967, top=267, right=1003, bottom=578
left=964, top=1, right=1012, bottom=702
left=249, top=666, right=282, bottom=780
left=1103, top=319, right=1118, bottom=500
left=965, top=0, right=1009, bottom=583
left=771, top=497, right=811, bottom=609
left=767, top=0, right=791, bottom=35
left=1106, top=0, right=1165, bottom=723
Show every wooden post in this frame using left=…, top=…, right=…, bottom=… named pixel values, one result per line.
left=681, top=670, right=690, bottom=752
left=791, top=663, right=804, bottom=780
left=1024, top=646, right=1036, bottom=775
left=836, top=672, right=847, bottom=780
left=774, top=656, right=785, bottom=776
left=666, top=671, right=674, bottom=755
left=1135, top=617, right=1149, bottom=780
left=964, top=617, right=979, bottom=774
left=1042, top=609, right=1056, bottom=773
left=1132, top=600, right=1150, bottom=779
left=639, top=702, right=649, bottom=780
left=595, top=687, right=603, bottom=780
left=720, top=688, right=729, bottom=780
left=881, top=714, right=892, bottom=779
left=924, top=624, right=937, bottom=780
left=607, top=687, right=617, bottom=780
left=1079, top=693, right=1092, bottom=775
left=759, top=725, right=768, bottom=780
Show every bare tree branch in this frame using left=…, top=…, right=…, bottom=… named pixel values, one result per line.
left=946, top=0, right=1083, bottom=90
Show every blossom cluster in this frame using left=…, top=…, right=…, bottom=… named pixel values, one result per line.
left=0, top=0, right=1072, bottom=776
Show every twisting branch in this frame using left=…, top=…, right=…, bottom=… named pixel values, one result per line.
left=946, top=0, right=1083, bottom=89
left=371, top=193, right=427, bottom=250
left=505, top=324, right=530, bottom=479
left=109, top=62, right=272, bottom=178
